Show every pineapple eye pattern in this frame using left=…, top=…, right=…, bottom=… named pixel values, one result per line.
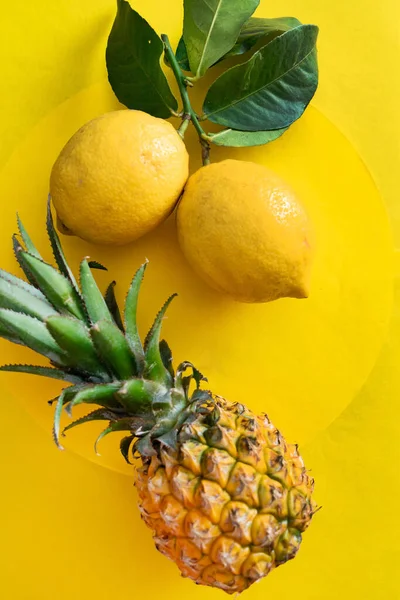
left=0, top=205, right=318, bottom=593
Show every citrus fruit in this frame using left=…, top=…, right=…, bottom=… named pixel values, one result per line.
left=50, top=110, right=189, bottom=245
left=177, top=159, right=314, bottom=303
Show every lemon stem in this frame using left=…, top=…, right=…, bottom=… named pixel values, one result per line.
left=162, top=34, right=211, bottom=166
left=177, top=114, right=191, bottom=138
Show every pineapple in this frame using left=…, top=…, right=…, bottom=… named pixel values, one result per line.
left=0, top=204, right=317, bottom=594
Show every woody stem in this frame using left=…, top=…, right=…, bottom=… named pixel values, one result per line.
left=162, top=34, right=211, bottom=166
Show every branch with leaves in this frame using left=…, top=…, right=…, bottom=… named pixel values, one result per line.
left=106, top=0, right=319, bottom=164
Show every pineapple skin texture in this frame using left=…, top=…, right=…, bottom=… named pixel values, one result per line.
left=135, top=397, right=316, bottom=594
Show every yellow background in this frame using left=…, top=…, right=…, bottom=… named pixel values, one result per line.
left=0, top=1, right=399, bottom=598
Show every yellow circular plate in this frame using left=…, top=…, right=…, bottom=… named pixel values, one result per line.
left=0, top=82, right=393, bottom=475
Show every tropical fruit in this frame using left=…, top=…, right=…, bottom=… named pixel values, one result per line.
left=177, top=159, right=314, bottom=303
left=50, top=110, right=189, bottom=245
left=0, top=209, right=317, bottom=593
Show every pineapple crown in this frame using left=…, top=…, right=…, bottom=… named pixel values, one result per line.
left=0, top=201, right=209, bottom=461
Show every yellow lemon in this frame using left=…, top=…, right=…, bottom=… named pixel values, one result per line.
left=50, top=110, right=189, bottom=245
left=177, top=159, right=314, bottom=303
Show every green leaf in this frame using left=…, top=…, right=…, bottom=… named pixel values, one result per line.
left=90, top=319, right=137, bottom=380
left=0, top=363, right=83, bottom=384
left=224, top=16, right=302, bottom=59
left=175, top=361, right=207, bottom=395
left=135, top=434, right=157, bottom=457
left=156, top=428, right=178, bottom=451
left=12, top=235, right=39, bottom=288
left=94, top=419, right=133, bottom=455
left=46, top=199, right=81, bottom=298
left=117, top=378, right=163, bottom=414
left=88, top=261, right=107, bottom=271
left=175, top=37, right=191, bottom=71
left=175, top=17, right=301, bottom=73
left=209, top=126, right=287, bottom=147
left=104, top=281, right=124, bottom=332
left=18, top=251, right=86, bottom=321
left=203, top=25, right=319, bottom=131
left=46, top=315, right=108, bottom=378
left=66, top=382, right=122, bottom=416
left=183, top=0, right=259, bottom=77
left=0, top=322, right=24, bottom=346
left=53, top=388, right=69, bottom=449
left=0, top=274, right=58, bottom=320
left=144, top=294, right=177, bottom=385
left=80, top=258, right=114, bottom=325
left=62, top=408, right=115, bottom=436
left=17, top=215, right=41, bottom=259
left=0, top=268, right=47, bottom=302
left=190, top=388, right=213, bottom=404
left=124, top=262, right=147, bottom=370
left=0, top=309, right=66, bottom=364
left=53, top=385, right=87, bottom=448
left=106, top=0, right=177, bottom=117
left=159, top=339, right=174, bottom=377
left=120, top=434, right=135, bottom=464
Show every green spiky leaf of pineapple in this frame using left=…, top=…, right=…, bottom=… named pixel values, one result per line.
left=0, top=207, right=317, bottom=594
